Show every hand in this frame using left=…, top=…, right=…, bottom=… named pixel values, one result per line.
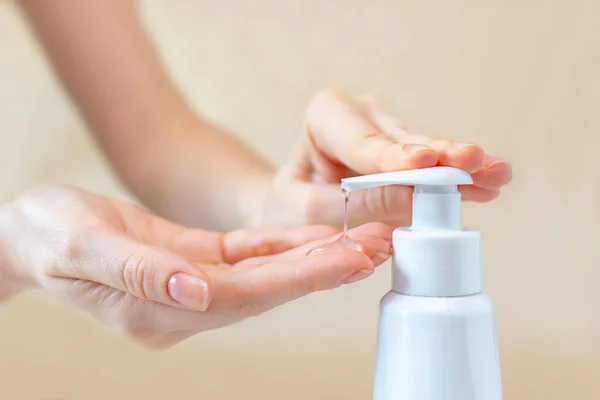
left=263, top=90, right=513, bottom=228
left=0, top=186, right=392, bottom=348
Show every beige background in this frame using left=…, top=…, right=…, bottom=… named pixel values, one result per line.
left=0, top=0, right=599, bottom=399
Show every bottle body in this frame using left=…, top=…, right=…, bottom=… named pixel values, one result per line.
left=373, top=292, right=502, bottom=400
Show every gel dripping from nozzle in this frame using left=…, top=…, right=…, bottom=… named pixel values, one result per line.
left=307, top=189, right=364, bottom=255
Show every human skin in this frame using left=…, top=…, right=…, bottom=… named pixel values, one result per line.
left=1, top=0, right=512, bottom=348
left=18, top=0, right=512, bottom=231
left=0, top=185, right=393, bottom=349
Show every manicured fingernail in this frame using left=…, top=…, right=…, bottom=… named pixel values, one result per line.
left=402, top=144, right=431, bottom=155
left=341, top=268, right=374, bottom=284
left=168, top=273, right=209, bottom=311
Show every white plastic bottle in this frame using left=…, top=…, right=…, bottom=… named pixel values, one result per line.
left=340, top=167, right=503, bottom=400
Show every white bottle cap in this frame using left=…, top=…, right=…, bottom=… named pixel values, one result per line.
left=341, top=167, right=481, bottom=297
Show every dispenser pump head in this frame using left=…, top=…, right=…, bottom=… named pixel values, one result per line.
left=341, top=167, right=480, bottom=297
left=341, top=167, right=473, bottom=230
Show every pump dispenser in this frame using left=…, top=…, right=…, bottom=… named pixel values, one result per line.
left=341, top=167, right=502, bottom=400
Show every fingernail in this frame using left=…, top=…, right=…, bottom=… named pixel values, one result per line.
left=486, top=159, right=510, bottom=169
left=341, top=268, right=374, bottom=285
left=402, top=144, right=431, bottom=155
left=375, top=252, right=392, bottom=260
left=450, top=142, right=477, bottom=151
left=168, top=273, right=209, bottom=311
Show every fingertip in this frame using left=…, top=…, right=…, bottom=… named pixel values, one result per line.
left=304, top=247, right=375, bottom=286
left=440, top=142, right=485, bottom=173
left=489, top=160, right=513, bottom=185
left=472, top=159, right=513, bottom=189
left=167, top=269, right=213, bottom=311
left=459, top=186, right=501, bottom=202
left=353, top=234, right=392, bottom=261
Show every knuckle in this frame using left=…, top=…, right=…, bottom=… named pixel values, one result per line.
left=360, top=188, right=383, bottom=219
left=120, top=254, right=150, bottom=299
left=254, top=241, right=277, bottom=258
left=379, top=186, right=391, bottom=216
left=360, top=186, right=412, bottom=221
left=53, top=228, right=98, bottom=277
left=64, top=231, right=90, bottom=264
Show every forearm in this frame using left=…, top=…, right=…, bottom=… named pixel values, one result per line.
left=19, top=0, right=273, bottom=230
left=128, top=121, right=275, bottom=230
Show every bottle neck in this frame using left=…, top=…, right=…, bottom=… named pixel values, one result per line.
left=412, top=185, right=462, bottom=230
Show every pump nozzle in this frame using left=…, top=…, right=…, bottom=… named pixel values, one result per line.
left=340, top=166, right=472, bottom=192
left=340, top=167, right=473, bottom=230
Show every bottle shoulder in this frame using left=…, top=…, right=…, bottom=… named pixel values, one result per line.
left=380, top=291, right=494, bottom=315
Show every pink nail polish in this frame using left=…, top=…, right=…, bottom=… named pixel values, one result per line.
left=168, top=273, right=209, bottom=311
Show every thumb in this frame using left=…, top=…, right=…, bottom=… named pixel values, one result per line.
left=307, top=184, right=414, bottom=228
left=66, top=231, right=213, bottom=311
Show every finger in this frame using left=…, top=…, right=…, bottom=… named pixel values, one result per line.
left=470, top=156, right=513, bottom=189
left=223, top=248, right=377, bottom=317
left=107, top=202, right=340, bottom=266
left=352, top=234, right=394, bottom=266
left=361, top=98, right=486, bottom=173
left=459, top=186, right=501, bottom=202
left=428, top=139, right=485, bottom=174
left=287, top=221, right=393, bottom=257
left=358, top=95, right=434, bottom=145
left=305, top=90, right=437, bottom=174
left=303, top=184, right=414, bottom=229
left=362, top=100, right=512, bottom=189
left=123, top=203, right=339, bottom=265
left=236, top=222, right=393, bottom=267
left=221, top=225, right=339, bottom=264
left=345, top=184, right=414, bottom=225
left=62, top=231, right=213, bottom=311
left=109, top=198, right=225, bottom=264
